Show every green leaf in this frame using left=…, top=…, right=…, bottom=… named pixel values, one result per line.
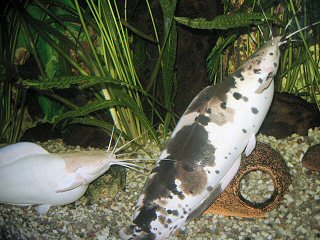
left=279, top=54, right=307, bottom=79
left=70, top=117, right=113, bottom=129
left=38, top=95, right=66, bottom=121
left=26, top=3, right=61, bottom=78
left=132, top=37, right=146, bottom=78
left=54, top=99, right=123, bottom=123
left=17, top=4, right=101, bottom=76
left=22, top=75, right=123, bottom=90
left=174, top=12, right=275, bottom=30
left=207, top=34, right=238, bottom=83
left=121, top=19, right=157, bottom=43
left=159, top=0, right=178, bottom=135
left=114, top=89, right=160, bottom=145
left=69, top=117, right=131, bottom=141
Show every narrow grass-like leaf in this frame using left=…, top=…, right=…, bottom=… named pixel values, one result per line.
left=114, top=89, right=160, bottom=145
left=69, top=117, right=113, bottom=130
left=159, top=0, right=178, bottom=135
left=279, top=54, right=307, bottom=80
left=74, top=0, right=105, bottom=76
left=54, top=99, right=123, bottom=123
left=207, top=34, right=238, bottom=84
left=22, top=75, right=122, bottom=90
left=121, top=19, right=157, bottom=43
left=175, top=12, right=274, bottom=30
left=69, top=117, right=133, bottom=142
left=69, top=117, right=147, bottom=150
left=0, top=3, right=29, bottom=143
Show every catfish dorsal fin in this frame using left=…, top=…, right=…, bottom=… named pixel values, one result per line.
left=0, top=142, right=49, bottom=167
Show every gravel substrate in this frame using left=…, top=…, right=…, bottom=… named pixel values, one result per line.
left=1, top=128, right=320, bottom=240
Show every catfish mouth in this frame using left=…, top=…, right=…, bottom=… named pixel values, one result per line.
left=80, top=162, right=111, bottom=178
left=92, top=164, right=111, bottom=176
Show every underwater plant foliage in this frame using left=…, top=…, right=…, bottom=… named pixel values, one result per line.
left=2, top=0, right=181, bottom=145
left=2, top=0, right=319, bottom=145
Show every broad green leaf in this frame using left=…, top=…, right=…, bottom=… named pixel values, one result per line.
left=38, top=95, right=66, bottom=121
left=19, top=12, right=87, bottom=75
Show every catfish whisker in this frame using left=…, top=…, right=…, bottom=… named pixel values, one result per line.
left=257, top=25, right=264, bottom=39
left=113, top=161, right=141, bottom=167
left=117, top=164, right=146, bottom=174
left=111, top=131, right=123, bottom=156
left=114, top=123, right=160, bottom=154
left=258, top=3, right=273, bottom=38
left=106, top=125, right=115, bottom=153
left=116, top=158, right=178, bottom=162
left=284, top=21, right=320, bottom=41
left=110, top=161, right=146, bottom=174
left=284, top=19, right=293, bottom=32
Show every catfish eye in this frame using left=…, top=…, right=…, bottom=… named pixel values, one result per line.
left=100, top=160, right=104, bottom=164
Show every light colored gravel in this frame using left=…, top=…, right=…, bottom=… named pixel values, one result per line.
left=240, top=170, right=275, bottom=204
left=1, top=128, right=320, bottom=239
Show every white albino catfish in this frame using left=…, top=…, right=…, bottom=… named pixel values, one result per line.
left=119, top=22, right=319, bottom=239
left=0, top=131, right=139, bottom=215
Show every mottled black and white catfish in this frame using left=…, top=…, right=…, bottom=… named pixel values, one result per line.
left=119, top=23, right=318, bottom=239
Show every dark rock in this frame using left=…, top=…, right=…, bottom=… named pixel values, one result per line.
left=130, top=0, right=222, bottom=116
left=20, top=123, right=110, bottom=148
left=20, top=123, right=62, bottom=142
left=206, top=142, right=291, bottom=218
left=260, top=92, right=320, bottom=139
left=62, top=125, right=111, bottom=148
left=302, top=144, right=320, bottom=172
left=174, top=0, right=222, bottom=115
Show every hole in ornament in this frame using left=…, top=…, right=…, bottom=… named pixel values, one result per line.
left=239, top=170, right=275, bottom=207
